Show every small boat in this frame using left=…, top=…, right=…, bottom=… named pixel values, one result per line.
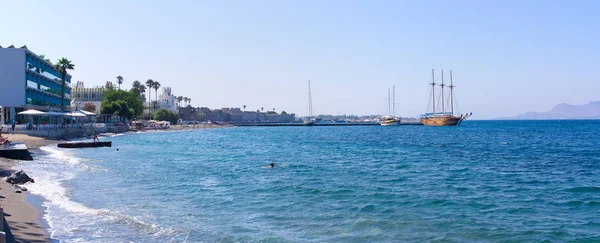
left=0, top=143, right=33, bottom=160
left=420, top=69, right=472, bottom=126
left=303, top=119, right=315, bottom=126
left=304, top=79, right=317, bottom=126
left=57, top=141, right=112, bottom=148
left=380, top=116, right=400, bottom=126
left=380, top=86, right=400, bottom=126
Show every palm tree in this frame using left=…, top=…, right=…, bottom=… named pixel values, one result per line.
left=39, top=54, right=52, bottom=64
left=145, top=79, right=154, bottom=108
left=131, top=80, right=141, bottom=93
left=152, top=81, right=161, bottom=111
left=261, top=107, right=264, bottom=112
left=243, top=105, right=246, bottom=111
left=139, top=85, right=146, bottom=102
left=56, top=58, right=75, bottom=110
left=177, top=96, right=183, bottom=108
left=184, top=97, right=189, bottom=106
left=188, top=98, right=192, bottom=106
left=116, top=76, right=123, bottom=90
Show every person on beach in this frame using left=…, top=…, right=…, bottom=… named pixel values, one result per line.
left=0, top=130, right=9, bottom=144
left=92, top=131, right=99, bottom=142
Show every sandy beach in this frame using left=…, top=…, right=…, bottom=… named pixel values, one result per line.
left=1, top=134, right=57, bottom=242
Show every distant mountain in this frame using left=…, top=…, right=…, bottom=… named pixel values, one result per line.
left=503, top=101, right=600, bottom=120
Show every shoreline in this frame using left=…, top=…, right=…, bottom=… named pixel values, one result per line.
left=0, top=135, right=58, bottom=243
left=0, top=124, right=226, bottom=242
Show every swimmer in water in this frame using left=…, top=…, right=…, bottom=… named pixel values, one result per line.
left=268, top=163, right=274, bottom=168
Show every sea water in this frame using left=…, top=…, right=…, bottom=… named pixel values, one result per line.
left=16, top=121, right=600, bottom=242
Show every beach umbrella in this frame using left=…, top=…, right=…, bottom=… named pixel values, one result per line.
left=18, top=109, right=46, bottom=116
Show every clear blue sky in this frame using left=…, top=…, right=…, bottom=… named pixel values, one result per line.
left=2, top=0, right=599, bottom=119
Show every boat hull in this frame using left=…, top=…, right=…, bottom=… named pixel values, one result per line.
left=420, top=116, right=461, bottom=126
left=57, top=141, right=112, bottom=148
left=380, top=121, right=399, bottom=126
left=0, top=144, right=33, bottom=160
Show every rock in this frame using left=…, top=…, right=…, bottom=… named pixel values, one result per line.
left=6, top=170, right=35, bottom=184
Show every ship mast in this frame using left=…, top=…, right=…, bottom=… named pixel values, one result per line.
left=388, top=88, right=391, bottom=115
left=308, top=79, right=313, bottom=118
left=392, top=86, right=396, bottom=117
left=431, top=69, right=436, bottom=114
left=449, top=70, right=455, bottom=116
left=440, top=69, right=445, bottom=114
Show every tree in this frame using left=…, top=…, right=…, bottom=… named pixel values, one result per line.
left=83, top=102, right=96, bottom=113
left=100, top=89, right=144, bottom=119
left=261, top=107, right=264, bottom=112
left=39, top=54, right=52, bottom=64
left=56, top=58, right=75, bottom=110
left=154, top=109, right=178, bottom=123
left=197, top=112, right=207, bottom=121
left=116, top=76, right=123, bottom=90
left=243, top=105, right=246, bottom=111
left=139, top=85, right=146, bottom=100
left=188, top=98, right=191, bottom=106
left=152, top=81, right=161, bottom=111
left=131, top=80, right=142, bottom=95
left=177, top=96, right=183, bottom=108
left=145, top=79, right=154, bottom=108
left=184, top=97, right=188, bottom=106
left=281, top=111, right=287, bottom=115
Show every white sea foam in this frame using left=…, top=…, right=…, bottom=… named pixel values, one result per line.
left=17, top=145, right=179, bottom=242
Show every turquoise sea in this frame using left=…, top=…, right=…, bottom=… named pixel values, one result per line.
left=17, top=120, right=600, bottom=242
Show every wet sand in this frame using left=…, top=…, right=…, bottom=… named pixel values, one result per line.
left=1, top=134, right=57, bottom=242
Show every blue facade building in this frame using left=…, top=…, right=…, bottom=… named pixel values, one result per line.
left=0, top=45, right=72, bottom=123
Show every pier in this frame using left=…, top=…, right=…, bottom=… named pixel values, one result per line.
left=233, top=122, right=423, bottom=127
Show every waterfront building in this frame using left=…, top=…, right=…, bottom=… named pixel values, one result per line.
left=158, top=87, right=178, bottom=113
left=70, top=81, right=110, bottom=113
left=0, top=45, right=72, bottom=123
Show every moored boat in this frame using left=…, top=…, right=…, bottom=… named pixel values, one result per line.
left=380, top=116, right=400, bottom=126
left=420, top=69, right=471, bottom=126
left=0, top=143, right=33, bottom=160
left=380, top=86, right=401, bottom=126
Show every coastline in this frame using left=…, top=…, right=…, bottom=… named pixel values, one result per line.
left=0, top=124, right=226, bottom=242
left=0, top=134, right=57, bottom=243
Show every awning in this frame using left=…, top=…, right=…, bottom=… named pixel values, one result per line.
left=65, top=112, right=86, bottom=117
left=77, top=110, right=96, bottom=116
left=18, top=109, right=46, bottom=115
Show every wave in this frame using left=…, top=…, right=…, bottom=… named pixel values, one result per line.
left=17, top=145, right=180, bottom=241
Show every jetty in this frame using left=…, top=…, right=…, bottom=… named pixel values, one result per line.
left=233, top=122, right=422, bottom=127
left=57, top=141, right=112, bottom=148
left=0, top=143, right=33, bottom=160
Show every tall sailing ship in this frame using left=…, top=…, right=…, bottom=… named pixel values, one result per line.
left=420, top=69, right=471, bottom=126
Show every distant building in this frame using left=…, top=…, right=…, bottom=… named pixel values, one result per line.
left=158, top=87, right=178, bottom=113
left=201, top=107, right=295, bottom=123
left=70, top=81, right=111, bottom=113
left=0, top=45, right=72, bottom=123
